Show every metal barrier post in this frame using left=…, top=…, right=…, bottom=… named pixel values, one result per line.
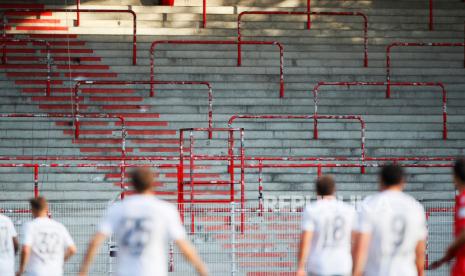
left=230, top=202, right=237, bottom=276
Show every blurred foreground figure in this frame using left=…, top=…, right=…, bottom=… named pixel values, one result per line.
left=17, top=197, right=76, bottom=276
left=79, top=168, right=209, bottom=276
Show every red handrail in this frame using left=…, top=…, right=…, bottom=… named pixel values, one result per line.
left=386, top=42, right=465, bottom=98
left=227, top=114, right=367, bottom=173
left=150, top=40, right=285, bottom=97
left=0, top=37, right=51, bottom=95
left=312, top=81, right=448, bottom=140
left=179, top=127, right=245, bottom=232
left=73, top=80, right=214, bottom=139
left=2, top=8, right=137, bottom=65
left=237, top=11, right=368, bottom=68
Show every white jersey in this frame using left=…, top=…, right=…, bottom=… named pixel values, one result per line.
left=0, top=214, right=17, bottom=276
left=301, top=198, right=356, bottom=275
left=21, top=217, right=75, bottom=276
left=356, top=190, right=427, bottom=276
left=99, top=195, right=187, bottom=276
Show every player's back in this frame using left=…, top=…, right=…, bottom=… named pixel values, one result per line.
left=105, top=195, right=186, bottom=276
left=359, top=190, right=427, bottom=276
left=22, top=217, right=74, bottom=276
left=0, top=214, right=17, bottom=276
left=302, top=198, right=356, bottom=274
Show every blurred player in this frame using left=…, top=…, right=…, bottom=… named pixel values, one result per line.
left=0, top=211, right=19, bottom=276
left=352, top=164, right=427, bottom=276
left=297, top=175, right=357, bottom=276
left=17, top=197, right=76, bottom=276
left=79, top=168, right=209, bottom=276
left=430, top=158, right=465, bottom=275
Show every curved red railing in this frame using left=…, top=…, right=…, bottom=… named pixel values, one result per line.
left=0, top=113, right=127, bottom=198
left=150, top=40, right=285, bottom=97
left=73, top=80, right=214, bottom=139
left=386, top=42, right=465, bottom=98
left=227, top=114, right=367, bottom=173
left=0, top=37, right=51, bottom=95
left=237, top=11, right=368, bottom=68
left=312, top=81, right=448, bottom=140
left=2, top=8, right=137, bottom=65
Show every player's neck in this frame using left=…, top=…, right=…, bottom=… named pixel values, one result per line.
left=381, top=185, right=403, bottom=192
left=317, top=195, right=336, bottom=200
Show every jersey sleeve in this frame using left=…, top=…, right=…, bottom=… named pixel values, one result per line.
left=355, top=199, right=374, bottom=233
left=98, top=204, right=120, bottom=236
left=166, top=205, right=186, bottom=241
left=301, top=207, right=315, bottom=232
left=7, top=218, right=17, bottom=238
left=457, top=196, right=465, bottom=232
left=62, top=225, right=75, bottom=248
left=21, top=223, right=33, bottom=246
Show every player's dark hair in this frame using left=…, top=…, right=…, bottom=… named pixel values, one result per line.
left=29, top=196, right=47, bottom=212
left=315, top=175, right=336, bottom=196
left=380, top=164, right=405, bottom=187
left=131, top=168, right=154, bottom=193
left=454, top=158, right=465, bottom=183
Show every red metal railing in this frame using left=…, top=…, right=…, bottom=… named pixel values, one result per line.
left=150, top=40, right=285, bottom=97
left=2, top=8, right=137, bottom=65
left=386, top=42, right=465, bottom=98
left=179, top=127, right=245, bottom=232
left=312, top=81, right=448, bottom=140
left=237, top=11, right=368, bottom=68
left=0, top=113, right=127, bottom=196
left=227, top=114, right=367, bottom=173
left=73, top=80, right=214, bottom=139
left=0, top=37, right=51, bottom=95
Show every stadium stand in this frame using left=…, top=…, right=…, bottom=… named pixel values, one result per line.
left=0, top=0, right=464, bottom=274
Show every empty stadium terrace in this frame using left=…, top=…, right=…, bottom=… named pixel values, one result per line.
left=0, top=0, right=463, bottom=275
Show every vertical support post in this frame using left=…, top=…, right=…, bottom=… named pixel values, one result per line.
left=237, top=21, right=242, bottom=66
left=120, top=119, right=127, bottom=200
left=230, top=202, right=237, bottom=276
left=363, top=14, right=368, bottom=67
left=228, top=129, right=235, bottom=202
left=168, top=242, right=174, bottom=272
left=76, top=0, right=81, bottom=27
left=240, top=128, right=245, bottom=233
left=189, top=130, right=195, bottom=234
left=317, top=164, right=322, bottom=177
left=306, top=0, right=311, bottom=30
left=202, top=0, right=207, bottom=28
left=2, top=15, right=7, bottom=65
left=208, top=85, right=213, bottom=139
left=278, top=43, right=284, bottom=98
left=33, top=164, right=39, bottom=198
left=150, top=45, right=155, bottom=97
left=429, top=0, right=433, bottom=31
left=132, top=12, right=137, bottom=66
left=386, top=46, right=392, bottom=98
left=361, top=119, right=366, bottom=174
left=258, top=160, right=263, bottom=216
left=46, top=43, right=51, bottom=96
left=179, top=131, right=185, bottom=223
left=463, top=21, right=465, bottom=68
left=442, top=85, right=447, bottom=140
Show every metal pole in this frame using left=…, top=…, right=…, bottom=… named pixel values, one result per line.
left=230, top=202, right=236, bottom=276
left=33, top=164, right=39, bottom=198
left=2, top=15, right=7, bottom=64
left=202, top=0, right=206, bottom=28
left=307, top=0, right=311, bottom=29
left=189, top=130, right=195, bottom=233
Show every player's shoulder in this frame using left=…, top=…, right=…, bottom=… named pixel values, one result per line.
left=153, top=197, right=179, bottom=214
left=0, top=213, right=12, bottom=223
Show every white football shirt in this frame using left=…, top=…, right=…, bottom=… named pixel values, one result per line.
left=98, top=195, right=187, bottom=276
left=21, top=217, right=75, bottom=276
left=356, top=190, right=427, bottom=276
left=0, top=214, right=17, bottom=276
left=301, top=198, right=356, bottom=275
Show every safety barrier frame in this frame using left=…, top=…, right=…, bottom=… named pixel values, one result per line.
left=237, top=11, right=368, bottom=68
left=312, top=81, right=448, bottom=140
left=386, top=42, right=465, bottom=99
left=2, top=8, right=137, bottom=65
left=179, top=127, right=245, bottom=232
left=73, top=80, right=214, bottom=139
left=150, top=40, right=285, bottom=97
left=228, top=114, right=367, bottom=170
left=0, top=37, right=52, bottom=95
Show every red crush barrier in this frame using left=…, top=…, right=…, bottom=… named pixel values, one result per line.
left=150, top=40, right=285, bottom=97
left=0, top=37, right=51, bottom=95
left=237, top=11, right=368, bottom=68
left=312, top=81, right=448, bottom=140
left=2, top=8, right=137, bottom=65
left=73, top=80, right=214, bottom=139
left=386, top=42, right=465, bottom=98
